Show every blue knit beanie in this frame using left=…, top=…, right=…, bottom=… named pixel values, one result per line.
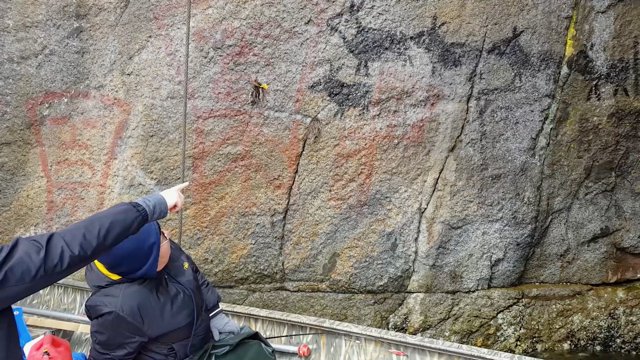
left=97, top=221, right=161, bottom=279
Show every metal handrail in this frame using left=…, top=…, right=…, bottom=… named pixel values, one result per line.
left=23, top=280, right=537, bottom=360
left=22, top=306, right=90, bottom=324
left=21, top=306, right=302, bottom=356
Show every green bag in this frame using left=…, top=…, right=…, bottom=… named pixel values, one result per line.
left=188, top=326, right=276, bottom=360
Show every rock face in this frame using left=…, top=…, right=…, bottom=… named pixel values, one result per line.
left=0, top=0, right=186, bottom=236
left=2, top=0, right=640, bottom=355
left=389, top=283, right=640, bottom=355
left=522, top=1, right=640, bottom=286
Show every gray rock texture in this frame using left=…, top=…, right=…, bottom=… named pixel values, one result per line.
left=522, top=1, right=640, bottom=286
left=2, top=0, right=640, bottom=355
left=0, top=0, right=186, bottom=238
left=390, top=283, right=640, bottom=355
left=243, top=290, right=406, bottom=329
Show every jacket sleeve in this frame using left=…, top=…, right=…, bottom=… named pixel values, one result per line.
left=0, top=202, right=153, bottom=308
left=197, top=264, right=223, bottom=318
left=88, top=311, right=148, bottom=360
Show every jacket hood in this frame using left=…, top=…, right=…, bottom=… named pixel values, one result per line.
left=93, top=221, right=161, bottom=283
left=86, top=261, right=126, bottom=290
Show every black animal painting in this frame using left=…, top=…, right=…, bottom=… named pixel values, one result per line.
left=569, top=48, right=631, bottom=101
left=410, top=15, right=476, bottom=70
left=309, top=65, right=372, bottom=117
left=327, top=1, right=482, bottom=75
left=608, top=58, right=631, bottom=98
left=487, top=26, right=534, bottom=83
left=326, top=0, right=412, bottom=76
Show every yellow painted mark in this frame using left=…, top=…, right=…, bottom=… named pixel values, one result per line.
left=564, top=7, right=578, bottom=62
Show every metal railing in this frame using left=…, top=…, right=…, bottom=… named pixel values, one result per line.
left=17, top=280, right=539, bottom=360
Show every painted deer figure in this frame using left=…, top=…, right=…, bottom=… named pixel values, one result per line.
left=326, top=0, right=413, bottom=76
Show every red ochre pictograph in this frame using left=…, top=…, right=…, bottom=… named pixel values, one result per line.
left=155, top=1, right=443, bottom=218
left=328, top=69, right=443, bottom=208
left=328, top=118, right=430, bottom=208
left=26, top=91, right=130, bottom=225
left=191, top=109, right=302, bottom=215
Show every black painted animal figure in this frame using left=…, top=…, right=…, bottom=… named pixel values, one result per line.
left=327, top=2, right=480, bottom=75
left=607, top=57, right=631, bottom=98
left=326, top=0, right=412, bottom=75
left=309, top=65, right=372, bottom=117
left=486, top=26, right=533, bottom=83
left=410, top=15, right=473, bottom=70
left=569, top=48, right=631, bottom=101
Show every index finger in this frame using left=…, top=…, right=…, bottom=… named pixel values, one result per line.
left=172, top=182, right=189, bottom=191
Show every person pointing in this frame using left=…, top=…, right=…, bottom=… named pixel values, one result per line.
left=0, top=182, right=189, bottom=359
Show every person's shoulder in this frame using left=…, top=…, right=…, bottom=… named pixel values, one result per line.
left=85, top=284, right=125, bottom=319
left=86, top=281, right=152, bottom=312
left=168, top=240, right=186, bottom=254
left=168, top=241, right=192, bottom=265
left=96, top=282, right=159, bottom=326
left=167, top=243, right=202, bottom=273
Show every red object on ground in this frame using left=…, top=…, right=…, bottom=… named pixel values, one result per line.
left=297, top=343, right=312, bottom=358
left=389, top=349, right=409, bottom=356
left=27, top=334, right=72, bottom=360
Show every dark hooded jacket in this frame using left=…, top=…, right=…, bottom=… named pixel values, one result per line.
left=85, top=239, right=221, bottom=360
left=0, top=199, right=165, bottom=360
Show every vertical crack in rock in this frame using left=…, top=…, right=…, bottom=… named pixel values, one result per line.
left=521, top=0, right=580, bottom=280
left=408, top=30, right=488, bottom=287
left=408, top=206, right=427, bottom=290
left=279, top=115, right=321, bottom=282
left=115, top=0, right=131, bottom=27
left=428, top=29, right=488, bottom=209
left=453, top=29, right=487, bottom=155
